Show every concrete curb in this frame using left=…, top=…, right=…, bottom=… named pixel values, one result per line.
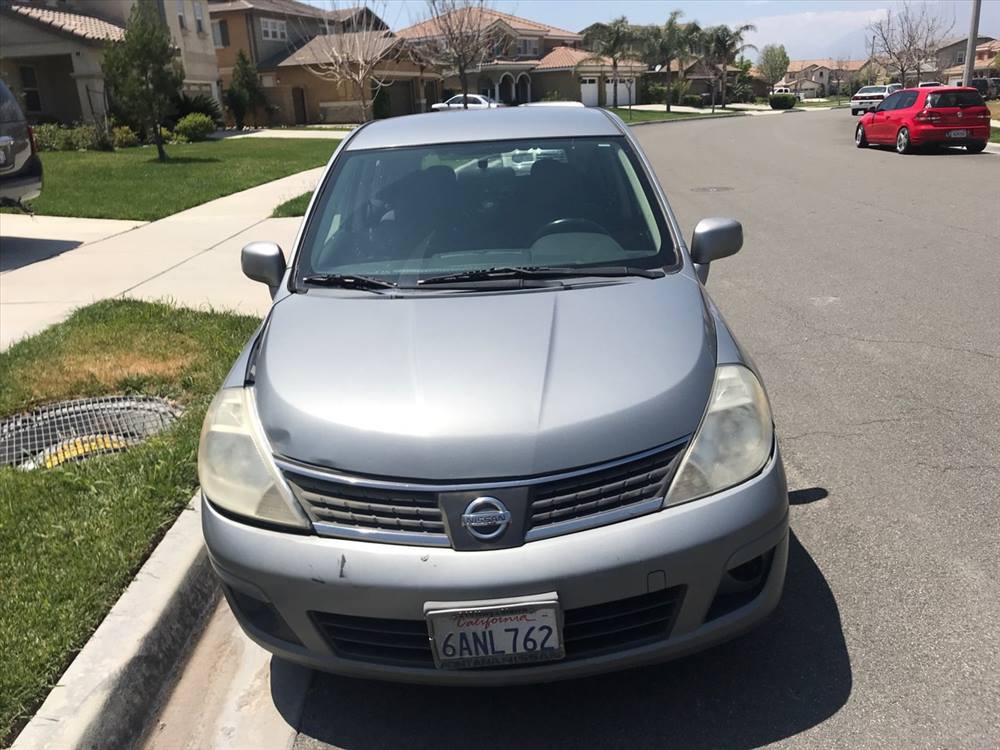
left=626, top=112, right=749, bottom=127
left=13, top=496, right=219, bottom=750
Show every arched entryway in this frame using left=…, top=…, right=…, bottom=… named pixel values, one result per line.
left=515, top=73, right=531, bottom=104
left=497, top=73, right=515, bottom=105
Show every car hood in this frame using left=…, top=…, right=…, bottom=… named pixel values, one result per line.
left=254, top=277, right=716, bottom=480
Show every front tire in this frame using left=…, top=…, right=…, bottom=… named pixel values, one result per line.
left=855, top=124, right=868, bottom=148
left=851, top=109, right=860, bottom=116
left=895, top=127, right=911, bottom=154
left=965, top=141, right=986, bottom=153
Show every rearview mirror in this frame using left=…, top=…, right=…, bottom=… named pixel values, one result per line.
left=690, top=218, right=743, bottom=284
left=241, top=242, right=286, bottom=298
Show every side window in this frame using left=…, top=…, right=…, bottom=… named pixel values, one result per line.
left=880, top=92, right=901, bottom=110
left=897, top=92, right=917, bottom=109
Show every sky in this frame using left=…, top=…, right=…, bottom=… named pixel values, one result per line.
left=311, top=0, right=1000, bottom=62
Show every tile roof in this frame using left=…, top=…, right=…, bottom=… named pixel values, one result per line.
left=208, top=0, right=363, bottom=22
left=264, top=31, right=399, bottom=68
left=786, top=58, right=868, bottom=73
left=534, top=46, right=643, bottom=71
left=397, top=7, right=580, bottom=41
left=9, top=2, right=124, bottom=41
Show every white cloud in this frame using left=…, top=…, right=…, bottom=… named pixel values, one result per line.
left=744, top=7, right=890, bottom=60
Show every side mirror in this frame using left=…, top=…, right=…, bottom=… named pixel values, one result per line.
left=690, top=218, right=743, bottom=285
left=868, top=106, right=878, bottom=113
left=241, top=241, right=286, bottom=298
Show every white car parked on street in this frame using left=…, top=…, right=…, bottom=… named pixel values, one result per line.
left=432, top=94, right=504, bottom=111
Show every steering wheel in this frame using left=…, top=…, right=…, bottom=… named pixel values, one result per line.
left=531, top=218, right=610, bottom=244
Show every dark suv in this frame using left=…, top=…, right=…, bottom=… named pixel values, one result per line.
left=0, top=80, right=42, bottom=208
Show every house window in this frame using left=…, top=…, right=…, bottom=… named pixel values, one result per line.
left=177, top=1, right=186, bottom=30
left=194, top=2, right=204, bottom=33
left=956, top=50, right=965, bottom=64
left=516, top=37, right=538, bottom=57
left=19, top=65, right=41, bottom=113
left=261, top=18, right=287, bottom=41
left=212, top=19, right=229, bottom=47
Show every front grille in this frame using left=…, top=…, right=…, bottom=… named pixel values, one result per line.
left=527, top=444, right=685, bottom=532
left=310, top=586, right=685, bottom=668
left=284, top=470, right=446, bottom=535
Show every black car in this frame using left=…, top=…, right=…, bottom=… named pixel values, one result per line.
left=0, top=80, right=42, bottom=208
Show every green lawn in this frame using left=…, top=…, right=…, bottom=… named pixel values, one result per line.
left=991, top=127, right=999, bottom=143
left=605, top=107, right=739, bottom=122
left=8, top=139, right=336, bottom=221
left=0, top=300, right=260, bottom=744
left=272, top=191, right=313, bottom=218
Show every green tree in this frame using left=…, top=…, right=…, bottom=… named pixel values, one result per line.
left=641, top=11, right=700, bottom=112
left=583, top=16, right=638, bottom=108
left=102, top=0, right=183, bottom=161
left=226, top=50, right=265, bottom=129
left=701, top=24, right=757, bottom=112
left=758, top=43, right=790, bottom=94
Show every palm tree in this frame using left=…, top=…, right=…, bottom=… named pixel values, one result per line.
left=641, top=11, right=700, bottom=112
left=583, top=16, right=637, bottom=109
left=702, top=24, right=757, bottom=112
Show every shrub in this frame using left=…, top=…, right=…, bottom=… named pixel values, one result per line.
left=682, top=94, right=703, bottom=108
left=69, top=123, right=98, bottom=150
left=32, top=123, right=73, bottom=151
left=174, top=112, right=215, bottom=142
left=172, top=92, right=223, bottom=126
left=112, top=125, right=139, bottom=148
left=769, top=93, right=798, bottom=110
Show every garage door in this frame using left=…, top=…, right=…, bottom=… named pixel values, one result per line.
left=580, top=77, right=598, bottom=107
left=605, top=78, right=635, bottom=106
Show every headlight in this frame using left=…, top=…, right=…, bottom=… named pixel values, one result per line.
left=664, top=365, right=774, bottom=507
left=198, top=388, right=309, bottom=529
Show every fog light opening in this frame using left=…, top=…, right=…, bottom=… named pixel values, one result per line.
left=705, top=548, right=776, bottom=622
left=223, top=585, right=303, bottom=646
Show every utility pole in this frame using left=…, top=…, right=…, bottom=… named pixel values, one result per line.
left=962, top=0, right=982, bottom=86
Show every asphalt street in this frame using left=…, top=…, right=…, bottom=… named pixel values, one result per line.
left=147, top=110, right=1000, bottom=750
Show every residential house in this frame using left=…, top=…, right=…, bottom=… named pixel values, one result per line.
left=935, top=35, right=995, bottom=77
left=207, top=0, right=442, bottom=123
left=777, top=59, right=867, bottom=98
left=0, top=0, right=220, bottom=124
left=646, top=58, right=741, bottom=102
left=940, top=39, right=1000, bottom=84
left=397, top=8, right=639, bottom=107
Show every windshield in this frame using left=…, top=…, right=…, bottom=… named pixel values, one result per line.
left=927, top=90, right=985, bottom=107
left=295, top=136, right=676, bottom=287
left=857, top=86, right=885, bottom=95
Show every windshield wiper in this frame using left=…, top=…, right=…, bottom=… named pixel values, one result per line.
left=302, top=273, right=397, bottom=291
left=416, top=266, right=664, bottom=286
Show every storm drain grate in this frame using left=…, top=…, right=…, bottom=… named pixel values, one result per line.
left=0, top=396, right=181, bottom=470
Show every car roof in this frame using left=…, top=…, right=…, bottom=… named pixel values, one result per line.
left=345, top=107, right=622, bottom=151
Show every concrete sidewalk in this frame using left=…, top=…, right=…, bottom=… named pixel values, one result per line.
left=0, top=167, right=323, bottom=349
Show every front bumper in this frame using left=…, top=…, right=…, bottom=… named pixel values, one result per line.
left=203, top=450, right=789, bottom=685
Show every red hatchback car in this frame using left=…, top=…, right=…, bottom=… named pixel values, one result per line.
left=855, top=86, right=991, bottom=154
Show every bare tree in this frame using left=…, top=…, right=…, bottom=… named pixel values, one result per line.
left=422, top=0, right=500, bottom=108
left=868, top=1, right=953, bottom=85
left=831, top=56, right=850, bottom=102
left=299, top=2, right=399, bottom=122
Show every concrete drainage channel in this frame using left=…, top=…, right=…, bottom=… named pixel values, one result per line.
left=8, top=398, right=220, bottom=750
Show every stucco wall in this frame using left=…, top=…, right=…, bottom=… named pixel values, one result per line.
left=532, top=70, right=579, bottom=102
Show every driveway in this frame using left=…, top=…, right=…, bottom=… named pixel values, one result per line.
left=145, top=110, right=999, bottom=749
left=0, top=168, right=322, bottom=350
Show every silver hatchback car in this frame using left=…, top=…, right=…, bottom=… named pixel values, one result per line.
left=200, top=108, right=788, bottom=685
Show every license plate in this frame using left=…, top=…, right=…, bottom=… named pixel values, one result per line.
left=948, top=129, right=968, bottom=138
left=426, top=597, right=564, bottom=669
